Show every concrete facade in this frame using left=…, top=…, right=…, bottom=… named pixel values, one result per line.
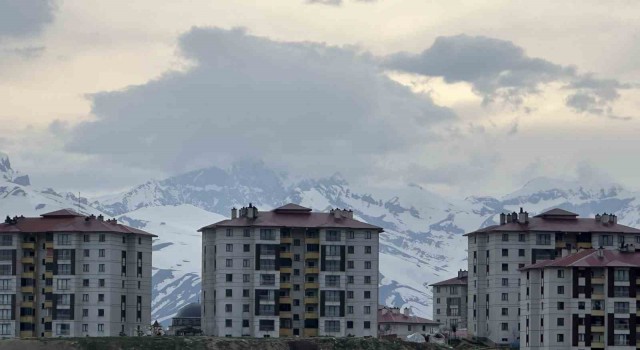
left=200, top=204, right=382, bottom=338
left=431, top=270, right=468, bottom=331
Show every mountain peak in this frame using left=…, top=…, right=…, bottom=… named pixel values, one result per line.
left=0, top=152, right=30, bottom=186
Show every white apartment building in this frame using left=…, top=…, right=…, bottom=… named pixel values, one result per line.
left=466, top=208, right=640, bottom=347
left=199, top=203, right=382, bottom=338
left=431, top=270, right=468, bottom=331
left=0, top=209, right=154, bottom=338
left=520, top=248, right=639, bottom=349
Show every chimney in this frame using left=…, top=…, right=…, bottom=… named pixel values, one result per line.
left=506, top=213, right=512, bottom=223
left=346, top=210, right=353, bottom=219
left=333, top=209, right=341, bottom=219
left=596, top=247, right=604, bottom=258
left=97, top=214, right=104, bottom=221
left=601, top=213, right=609, bottom=224
left=231, top=207, right=237, bottom=219
left=611, top=215, right=617, bottom=224
left=499, top=213, right=506, bottom=225
left=458, top=269, right=468, bottom=278
left=518, top=210, right=525, bottom=224
left=111, top=218, right=117, bottom=225
left=381, top=308, right=388, bottom=316
left=403, top=307, right=411, bottom=316
left=595, top=214, right=601, bottom=222
left=524, top=211, right=529, bottom=223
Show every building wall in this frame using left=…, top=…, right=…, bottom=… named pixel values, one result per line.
left=0, top=230, right=152, bottom=338
left=467, top=230, right=640, bottom=346
left=201, top=223, right=379, bottom=338
left=432, top=283, right=467, bottom=330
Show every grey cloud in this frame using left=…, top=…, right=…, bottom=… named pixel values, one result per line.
left=386, top=35, right=632, bottom=118
left=64, top=27, right=454, bottom=177
left=1, top=46, right=45, bottom=59
left=0, top=0, right=57, bottom=37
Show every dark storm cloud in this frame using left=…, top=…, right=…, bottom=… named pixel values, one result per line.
left=64, top=27, right=454, bottom=174
left=0, top=0, right=57, bottom=37
left=386, top=34, right=632, bottom=118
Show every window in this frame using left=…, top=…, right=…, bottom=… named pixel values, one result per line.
left=614, top=286, right=629, bottom=297
left=242, top=319, right=249, bottom=328
left=518, top=249, right=525, bottom=257
left=557, top=269, right=564, bottom=278
left=325, top=320, right=340, bottom=332
left=260, top=229, right=275, bottom=240
left=501, top=308, right=508, bottom=316
left=347, top=276, right=354, bottom=284
left=557, top=334, right=564, bottom=343
left=57, top=279, right=70, bottom=290
left=325, top=275, right=340, bottom=287
left=0, top=236, right=11, bottom=246
left=364, top=276, right=371, bottom=284
left=326, top=245, right=340, bottom=256
left=58, top=264, right=71, bottom=275
left=243, top=274, right=250, bottom=283
left=365, top=261, right=371, bottom=269
left=243, top=259, right=250, bottom=268
left=225, top=304, right=232, bottom=313
left=365, top=231, right=372, bottom=239
left=347, top=306, right=354, bottom=314
left=327, top=230, right=340, bottom=241
left=226, top=274, right=233, bottom=282
left=226, top=244, right=233, bottom=252
left=614, top=301, right=629, bottom=313
left=348, top=231, right=354, bottom=239
left=82, top=309, right=88, bottom=317
left=98, top=309, right=104, bottom=317
left=347, top=261, right=354, bottom=269
left=293, top=239, right=300, bottom=246
left=365, top=246, right=372, bottom=254
left=260, top=274, right=275, bottom=286
left=502, top=233, right=509, bottom=242
left=536, top=234, right=551, bottom=245
left=99, top=234, right=106, bottom=242
left=364, top=321, right=371, bottom=329
left=243, top=304, right=250, bottom=313
left=226, top=259, right=233, bottom=267
left=226, top=289, right=232, bottom=297
left=578, top=301, right=585, bottom=310
left=501, top=323, right=508, bottom=331
left=99, top=279, right=105, bottom=287
left=347, top=246, right=354, bottom=254
left=57, top=234, right=71, bottom=245
left=243, top=229, right=251, bottom=237
left=243, top=244, right=250, bottom=252
left=225, top=319, right=232, bottom=328
left=243, top=289, right=249, bottom=298
left=226, top=229, right=233, bottom=237
left=557, top=286, right=564, bottom=295
left=614, top=269, right=629, bottom=281
left=82, top=294, right=89, bottom=302
left=326, top=305, right=340, bottom=317
left=557, top=302, right=564, bottom=310
left=557, top=318, right=564, bottom=326
left=325, top=261, right=340, bottom=271
left=56, top=323, right=70, bottom=335
left=364, top=291, right=371, bottom=299
left=347, top=321, right=353, bottom=329
left=502, top=264, right=508, bottom=272
left=99, top=249, right=105, bottom=257
left=82, top=264, right=89, bottom=272
left=501, top=249, right=508, bottom=257
left=83, top=249, right=90, bottom=257
left=501, top=293, right=508, bottom=301
left=501, top=278, right=508, bottom=287
left=347, top=291, right=353, bottom=299
left=82, top=324, right=88, bottom=332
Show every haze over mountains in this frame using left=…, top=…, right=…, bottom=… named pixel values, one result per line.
left=1, top=152, right=639, bottom=325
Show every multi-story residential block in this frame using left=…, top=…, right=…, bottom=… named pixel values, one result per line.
left=0, top=209, right=155, bottom=338
left=520, top=248, right=639, bottom=349
left=199, top=203, right=382, bottom=338
left=466, top=208, right=640, bottom=346
left=378, top=306, right=440, bottom=338
left=431, top=269, right=468, bottom=330
left=167, top=303, right=202, bottom=336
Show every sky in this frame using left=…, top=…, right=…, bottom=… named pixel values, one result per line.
left=2, top=0, right=640, bottom=197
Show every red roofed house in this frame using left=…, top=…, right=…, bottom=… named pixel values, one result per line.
left=378, top=306, right=440, bottom=338
left=0, top=209, right=156, bottom=338
left=520, top=248, right=640, bottom=349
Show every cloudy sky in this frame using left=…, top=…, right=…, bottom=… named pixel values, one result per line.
left=2, top=0, right=640, bottom=197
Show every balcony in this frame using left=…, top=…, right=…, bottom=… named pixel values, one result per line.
left=45, top=256, right=53, bottom=264
left=44, top=331, right=52, bottom=338
left=304, top=297, right=318, bottom=304
left=591, top=309, right=604, bottom=316
left=44, top=271, right=53, bottom=279
left=305, top=252, right=319, bottom=259
left=591, top=294, right=604, bottom=300
left=21, top=286, right=34, bottom=293
left=305, top=238, right=320, bottom=244
left=280, top=282, right=292, bottom=289
left=44, top=301, right=52, bottom=308
left=576, top=242, right=592, bottom=249
left=555, top=241, right=566, bottom=248
left=279, top=311, right=292, bottom=319
left=591, top=277, right=604, bottom=284
left=591, top=325, right=605, bottom=333
left=21, top=301, right=33, bottom=308
left=304, top=282, right=319, bottom=289
left=636, top=277, right=640, bottom=285
left=279, top=328, right=293, bottom=337
left=280, top=237, right=292, bottom=244
left=305, top=267, right=319, bottom=274
left=21, top=271, right=34, bottom=279
left=20, top=315, right=34, bottom=323
left=279, top=296, right=292, bottom=304
left=304, top=312, right=318, bottom=319
left=21, top=242, right=35, bottom=250
left=280, top=267, right=292, bottom=274
left=19, top=331, right=34, bottom=338
left=280, top=252, right=292, bottom=259
left=45, top=242, right=54, bottom=249
left=303, top=328, right=318, bottom=337
left=44, top=316, right=52, bottom=323
left=590, top=341, right=604, bottom=348
left=21, top=256, right=34, bottom=265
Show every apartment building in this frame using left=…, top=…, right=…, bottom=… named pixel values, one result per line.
left=466, top=208, right=640, bottom=346
left=0, top=209, right=154, bottom=338
left=199, top=203, right=382, bottom=338
left=520, top=248, right=639, bottom=349
left=431, top=269, right=468, bottom=330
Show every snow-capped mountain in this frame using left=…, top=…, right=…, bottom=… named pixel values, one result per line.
left=3, top=153, right=640, bottom=326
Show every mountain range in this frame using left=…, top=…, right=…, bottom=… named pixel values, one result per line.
left=1, top=151, right=639, bottom=325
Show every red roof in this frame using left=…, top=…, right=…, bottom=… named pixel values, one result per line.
left=534, top=208, right=579, bottom=218
left=378, top=308, right=439, bottom=325
left=520, top=249, right=640, bottom=270
left=0, top=210, right=156, bottom=236
left=199, top=205, right=382, bottom=232
left=431, top=275, right=468, bottom=286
